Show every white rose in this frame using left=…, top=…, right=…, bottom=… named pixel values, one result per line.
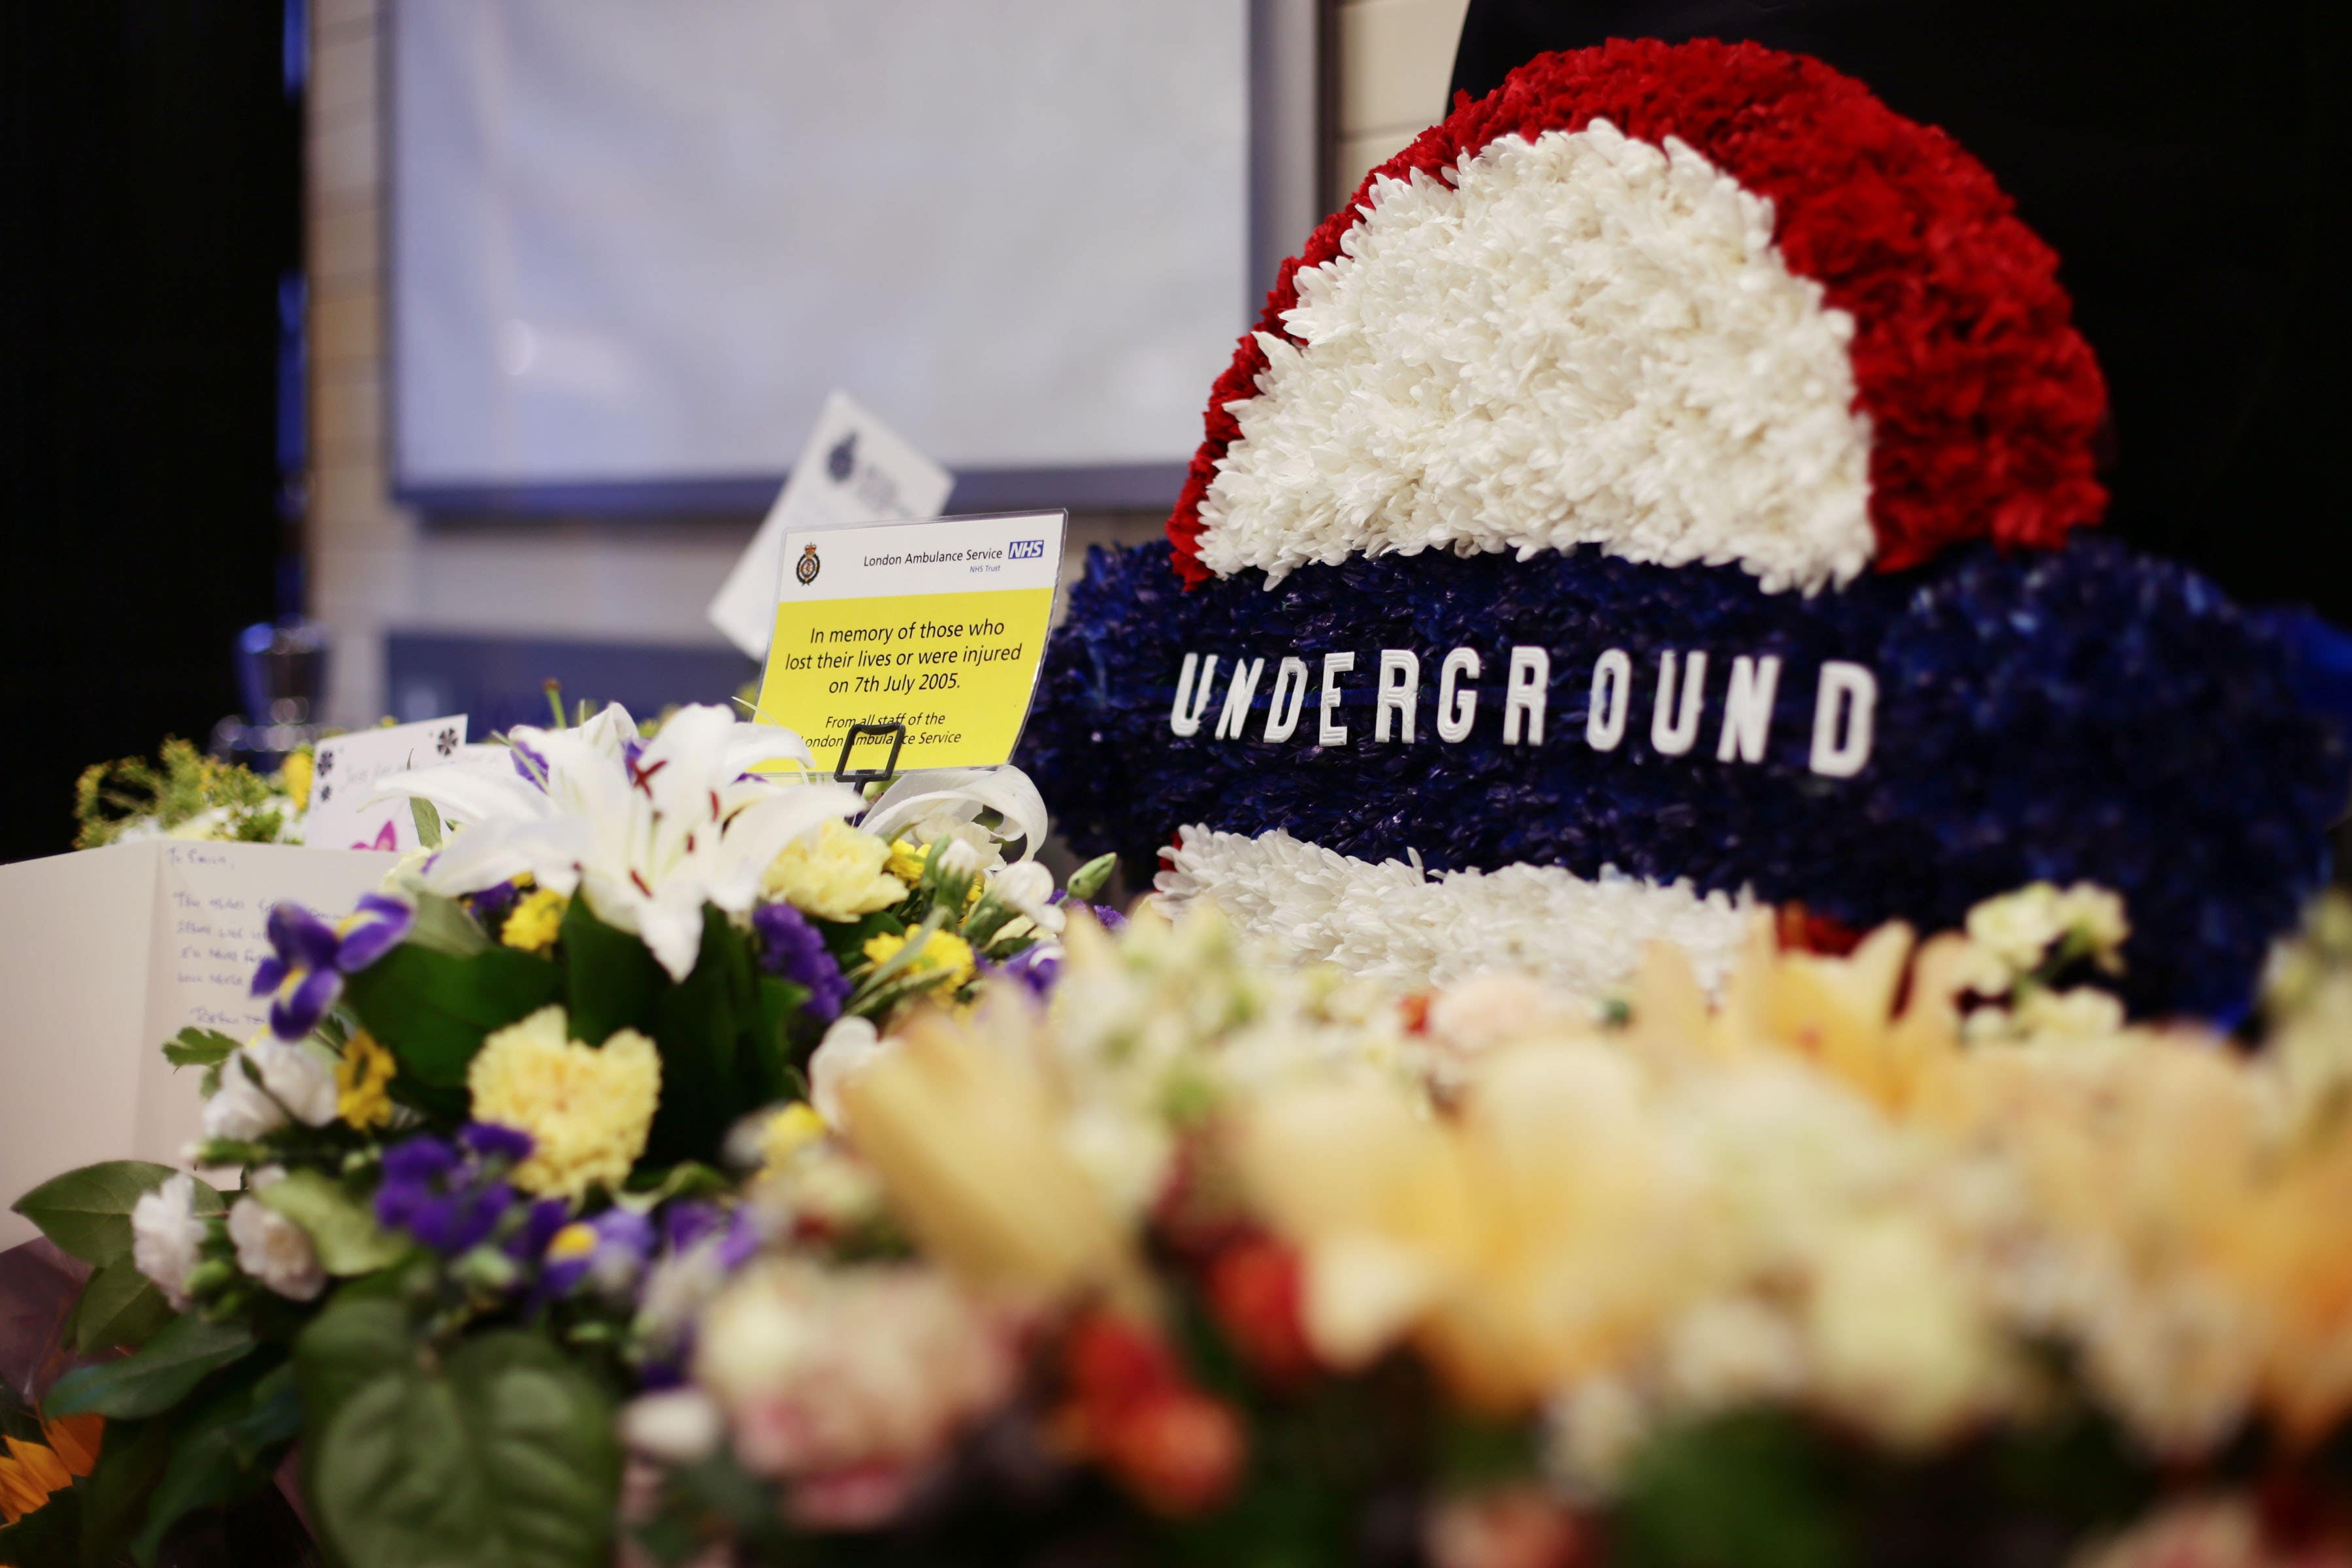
left=228, top=1195, right=326, bottom=1301
left=201, top=1056, right=286, bottom=1141
left=249, top=1037, right=339, bottom=1126
left=808, top=1016, right=890, bottom=1129
left=619, top=1389, right=723, bottom=1463
left=131, top=1173, right=211, bottom=1311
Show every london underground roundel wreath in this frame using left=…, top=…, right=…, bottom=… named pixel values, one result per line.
left=1021, top=39, right=2352, bottom=1016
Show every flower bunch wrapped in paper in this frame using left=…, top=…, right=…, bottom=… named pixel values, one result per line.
left=2, top=701, right=1115, bottom=1567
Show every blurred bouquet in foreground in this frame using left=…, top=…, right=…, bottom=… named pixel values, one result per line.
left=2, top=702, right=1111, bottom=1568
left=8, top=736, right=2352, bottom=1565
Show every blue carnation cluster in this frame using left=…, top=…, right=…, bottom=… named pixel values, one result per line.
left=1017, top=538, right=2351, bottom=1018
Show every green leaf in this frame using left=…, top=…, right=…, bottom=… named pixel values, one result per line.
left=161, top=1026, right=239, bottom=1073
left=817, top=909, right=902, bottom=967
left=404, top=890, right=492, bottom=958
left=312, top=1330, right=621, bottom=1568
left=73, top=1417, right=173, bottom=1568
left=342, top=942, right=561, bottom=1087
left=10, top=1162, right=221, bottom=1267
left=294, top=1294, right=417, bottom=1433
left=560, top=896, right=664, bottom=1047
left=68, top=1258, right=175, bottom=1354
left=125, top=1362, right=302, bottom=1567
left=410, top=796, right=445, bottom=849
left=1613, top=1409, right=1856, bottom=1568
left=645, top=911, right=759, bottom=1165
left=255, top=1170, right=409, bottom=1275
left=44, top=1316, right=258, bottom=1420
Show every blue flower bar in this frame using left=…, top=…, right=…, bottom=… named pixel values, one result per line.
left=1022, top=538, right=2351, bottom=1017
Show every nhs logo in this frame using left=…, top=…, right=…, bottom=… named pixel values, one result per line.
left=1008, top=538, right=1047, bottom=560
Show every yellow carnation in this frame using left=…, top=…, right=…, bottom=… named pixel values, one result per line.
left=467, top=1006, right=661, bottom=1200
left=502, top=886, right=568, bottom=953
left=863, top=928, right=977, bottom=993
left=336, top=1030, right=397, bottom=1131
left=764, top=820, right=906, bottom=921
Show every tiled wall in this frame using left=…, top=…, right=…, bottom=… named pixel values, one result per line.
left=1331, top=0, right=1471, bottom=203
left=303, top=0, right=1469, bottom=723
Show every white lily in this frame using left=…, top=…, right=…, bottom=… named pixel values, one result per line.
left=378, top=704, right=864, bottom=981
left=860, top=766, right=1051, bottom=864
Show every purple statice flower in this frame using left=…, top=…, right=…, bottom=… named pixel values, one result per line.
left=540, top=1207, right=656, bottom=1298
left=250, top=893, right=414, bottom=1041
left=988, top=943, right=1063, bottom=998
left=506, top=1197, right=572, bottom=1264
left=374, top=1128, right=528, bottom=1255
left=461, top=1120, right=535, bottom=1164
left=751, top=902, right=850, bottom=1022
left=468, top=877, right=528, bottom=928
left=1048, top=890, right=1128, bottom=933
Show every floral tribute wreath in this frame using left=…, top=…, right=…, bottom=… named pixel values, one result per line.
left=1022, top=39, right=2352, bottom=1017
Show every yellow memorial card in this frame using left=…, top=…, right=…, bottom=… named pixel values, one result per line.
left=754, top=510, right=1068, bottom=774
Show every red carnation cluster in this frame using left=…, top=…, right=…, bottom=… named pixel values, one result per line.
left=1168, top=38, right=2108, bottom=586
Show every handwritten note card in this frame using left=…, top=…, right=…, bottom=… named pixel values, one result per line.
left=0, top=840, right=395, bottom=1247
left=304, top=715, right=468, bottom=853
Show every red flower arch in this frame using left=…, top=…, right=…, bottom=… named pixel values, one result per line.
left=1168, top=38, right=2108, bottom=587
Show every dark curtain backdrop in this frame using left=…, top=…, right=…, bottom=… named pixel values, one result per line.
left=0, top=3, right=299, bottom=864
left=1447, top=0, right=2352, bottom=628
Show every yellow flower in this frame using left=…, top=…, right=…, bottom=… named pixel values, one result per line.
left=279, top=749, right=314, bottom=813
left=764, top=820, right=907, bottom=922
left=502, top=887, right=568, bottom=953
left=885, top=838, right=931, bottom=885
left=546, top=1221, right=599, bottom=1265
left=864, top=928, right=977, bottom=993
left=0, top=1435, right=71, bottom=1525
left=467, top=1005, right=661, bottom=1200
left=336, top=1030, right=397, bottom=1131
left=759, top=1102, right=828, bottom=1172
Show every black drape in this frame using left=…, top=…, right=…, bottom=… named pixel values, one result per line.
left=1448, top=0, right=2351, bottom=625
left=0, top=4, right=300, bottom=863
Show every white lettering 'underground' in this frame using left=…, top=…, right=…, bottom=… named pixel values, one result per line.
left=1716, top=655, right=1781, bottom=764
left=1215, top=658, right=1266, bottom=741
left=1436, top=647, right=1480, bottom=742
left=1809, top=661, right=1876, bottom=777
left=1169, top=644, right=1877, bottom=777
left=1375, top=650, right=1420, bottom=743
left=1264, top=657, right=1309, bottom=742
left=1587, top=649, right=1631, bottom=751
left=1318, top=652, right=1355, bottom=747
left=1170, top=653, right=1218, bottom=738
left=1504, top=647, right=1548, bottom=745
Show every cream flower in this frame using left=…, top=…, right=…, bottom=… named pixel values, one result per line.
left=466, top=1005, right=661, bottom=1200
left=227, top=1192, right=326, bottom=1301
left=131, top=1173, right=211, bottom=1311
left=1965, top=883, right=2069, bottom=973
left=763, top=820, right=907, bottom=922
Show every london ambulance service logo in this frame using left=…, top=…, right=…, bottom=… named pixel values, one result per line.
left=794, top=542, right=821, bottom=587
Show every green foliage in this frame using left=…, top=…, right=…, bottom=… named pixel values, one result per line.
left=255, top=1169, right=409, bottom=1275
left=0, top=1478, right=81, bottom=1568
left=71, top=1418, right=173, bottom=1568
left=411, top=796, right=446, bottom=849
left=818, top=909, right=903, bottom=968
left=341, top=941, right=562, bottom=1088
left=66, top=1258, right=175, bottom=1354
left=294, top=1294, right=417, bottom=1430
left=560, top=893, right=664, bottom=1046
left=404, top=890, right=493, bottom=958
left=11, top=1162, right=221, bottom=1267
left=126, top=1361, right=302, bottom=1567
left=1613, top=1409, right=1855, bottom=1568
left=73, top=738, right=287, bottom=849
left=310, top=1331, right=621, bottom=1568
left=160, top=1027, right=238, bottom=1073
left=44, top=1317, right=259, bottom=1421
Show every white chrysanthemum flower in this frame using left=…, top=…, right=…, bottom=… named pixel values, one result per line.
left=204, top=1038, right=338, bottom=1141
left=227, top=1195, right=326, bottom=1301
left=131, top=1173, right=210, bottom=1311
